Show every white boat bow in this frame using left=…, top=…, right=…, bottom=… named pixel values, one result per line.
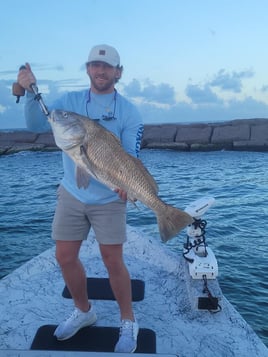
left=0, top=219, right=267, bottom=356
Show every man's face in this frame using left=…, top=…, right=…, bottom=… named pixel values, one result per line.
left=87, top=61, right=121, bottom=93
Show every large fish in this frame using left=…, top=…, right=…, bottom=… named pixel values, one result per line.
left=48, top=110, right=193, bottom=242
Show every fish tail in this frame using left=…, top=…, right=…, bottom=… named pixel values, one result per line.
left=157, top=204, right=193, bottom=242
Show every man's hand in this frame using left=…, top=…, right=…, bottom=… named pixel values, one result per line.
left=114, top=188, right=128, bottom=201
left=17, top=63, right=36, bottom=92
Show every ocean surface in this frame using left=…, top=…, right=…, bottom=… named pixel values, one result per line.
left=0, top=149, right=267, bottom=347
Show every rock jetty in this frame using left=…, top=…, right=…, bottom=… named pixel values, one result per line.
left=1, top=118, right=268, bottom=155
left=143, top=118, right=268, bottom=151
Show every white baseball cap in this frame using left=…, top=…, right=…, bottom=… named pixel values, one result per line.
left=87, top=44, right=120, bottom=67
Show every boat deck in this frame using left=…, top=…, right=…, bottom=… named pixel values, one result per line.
left=0, top=226, right=267, bottom=357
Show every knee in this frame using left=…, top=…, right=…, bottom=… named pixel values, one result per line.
left=55, top=241, right=81, bottom=268
left=102, top=252, right=115, bottom=269
left=55, top=249, right=77, bottom=268
left=102, top=252, right=123, bottom=273
left=100, top=245, right=125, bottom=273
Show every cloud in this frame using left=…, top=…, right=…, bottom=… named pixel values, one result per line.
left=261, top=85, right=268, bottom=92
left=30, top=63, right=64, bottom=72
left=184, top=68, right=256, bottom=106
left=0, top=64, right=65, bottom=80
left=143, top=82, right=176, bottom=104
left=209, top=68, right=254, bottom=93
left=185, top=84, right=221, bottom=104
left=0, top=70, right=19, bottom=76
left=0, top=80, right=25, bottom=128
left=137, top=95, right=268, bottom=125
left=1, top=67, right=268, bottom=129
left=123, top=79, right=176, bottom=105
left=123, top=79, right=141, bottom=97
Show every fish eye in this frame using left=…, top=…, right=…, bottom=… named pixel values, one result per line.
left=63, top=112, right=68, bottom=118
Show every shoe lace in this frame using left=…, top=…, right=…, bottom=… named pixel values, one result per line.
left=67, top=308, right=80, bottom=322
left=120, top=320, right=134, bottom=338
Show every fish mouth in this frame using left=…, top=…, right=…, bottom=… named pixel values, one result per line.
left=48, top=109, right=61, bottom=124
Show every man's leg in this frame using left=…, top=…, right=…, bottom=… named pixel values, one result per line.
left=53, top=240, right=97, bottom=340
left=55, top=240, right=89, bottom=312
left=99, top=244, right=134, bottom=320
left=52, top=186, right=97, bottom=340
left=99, top=243, right=139, bottom=353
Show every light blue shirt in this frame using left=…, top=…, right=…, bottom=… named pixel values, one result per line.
left=24, top=89, right=144, bottom=204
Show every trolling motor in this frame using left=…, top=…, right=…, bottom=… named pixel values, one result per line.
left=12, top=65, right=49, bottom=116
left=183, top=196, right=218, bottom=279
left=183, top=197, right=221, bottom=312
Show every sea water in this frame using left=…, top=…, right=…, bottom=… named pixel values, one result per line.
left=0, top=149, right=267, bottom=346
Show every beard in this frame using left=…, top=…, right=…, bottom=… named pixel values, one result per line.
left=89, top=74, right=115, bottom=93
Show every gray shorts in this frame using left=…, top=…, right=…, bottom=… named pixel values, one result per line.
left=52, top=185, right=127, bottom=244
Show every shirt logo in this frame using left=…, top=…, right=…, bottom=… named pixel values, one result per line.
left=136, top=124, right=144, bottom=157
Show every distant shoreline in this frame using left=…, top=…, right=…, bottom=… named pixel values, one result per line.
left=1, top=118, right=268, bottom=155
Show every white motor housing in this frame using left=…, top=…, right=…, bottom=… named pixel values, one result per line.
left=185, top=196, right=215, bottom=219
left=186, top=246, right=218, bottom=279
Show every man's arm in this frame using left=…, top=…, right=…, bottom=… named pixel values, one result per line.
left=120, top=104, right=144, bottom=158
left=18, top=63, right=51, bottom=133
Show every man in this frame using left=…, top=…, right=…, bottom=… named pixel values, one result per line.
left=18, top=44, right=143, bottom=353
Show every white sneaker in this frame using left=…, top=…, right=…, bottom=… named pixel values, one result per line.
left=54, top=306, right=97, bottom=340
left=114, top=319, right=139, bottom=353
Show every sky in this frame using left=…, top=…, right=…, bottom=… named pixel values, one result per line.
left=1, top=0, right=268, bottom=129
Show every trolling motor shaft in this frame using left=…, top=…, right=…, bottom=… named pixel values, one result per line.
left=12, top=65, right=50, bottom=116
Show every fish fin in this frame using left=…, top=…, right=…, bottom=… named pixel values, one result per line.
left=76, top=166, right=91, bottom=189
left=157, top=204, right=194, bottom=242
left=77, top=144, right=105, bottom=188
left=79, top=144, right=101, bottom=181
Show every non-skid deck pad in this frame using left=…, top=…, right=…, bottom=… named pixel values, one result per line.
left=62, top=277, right=145, bottom=301
left=31, top=325, right=156, bottom=353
